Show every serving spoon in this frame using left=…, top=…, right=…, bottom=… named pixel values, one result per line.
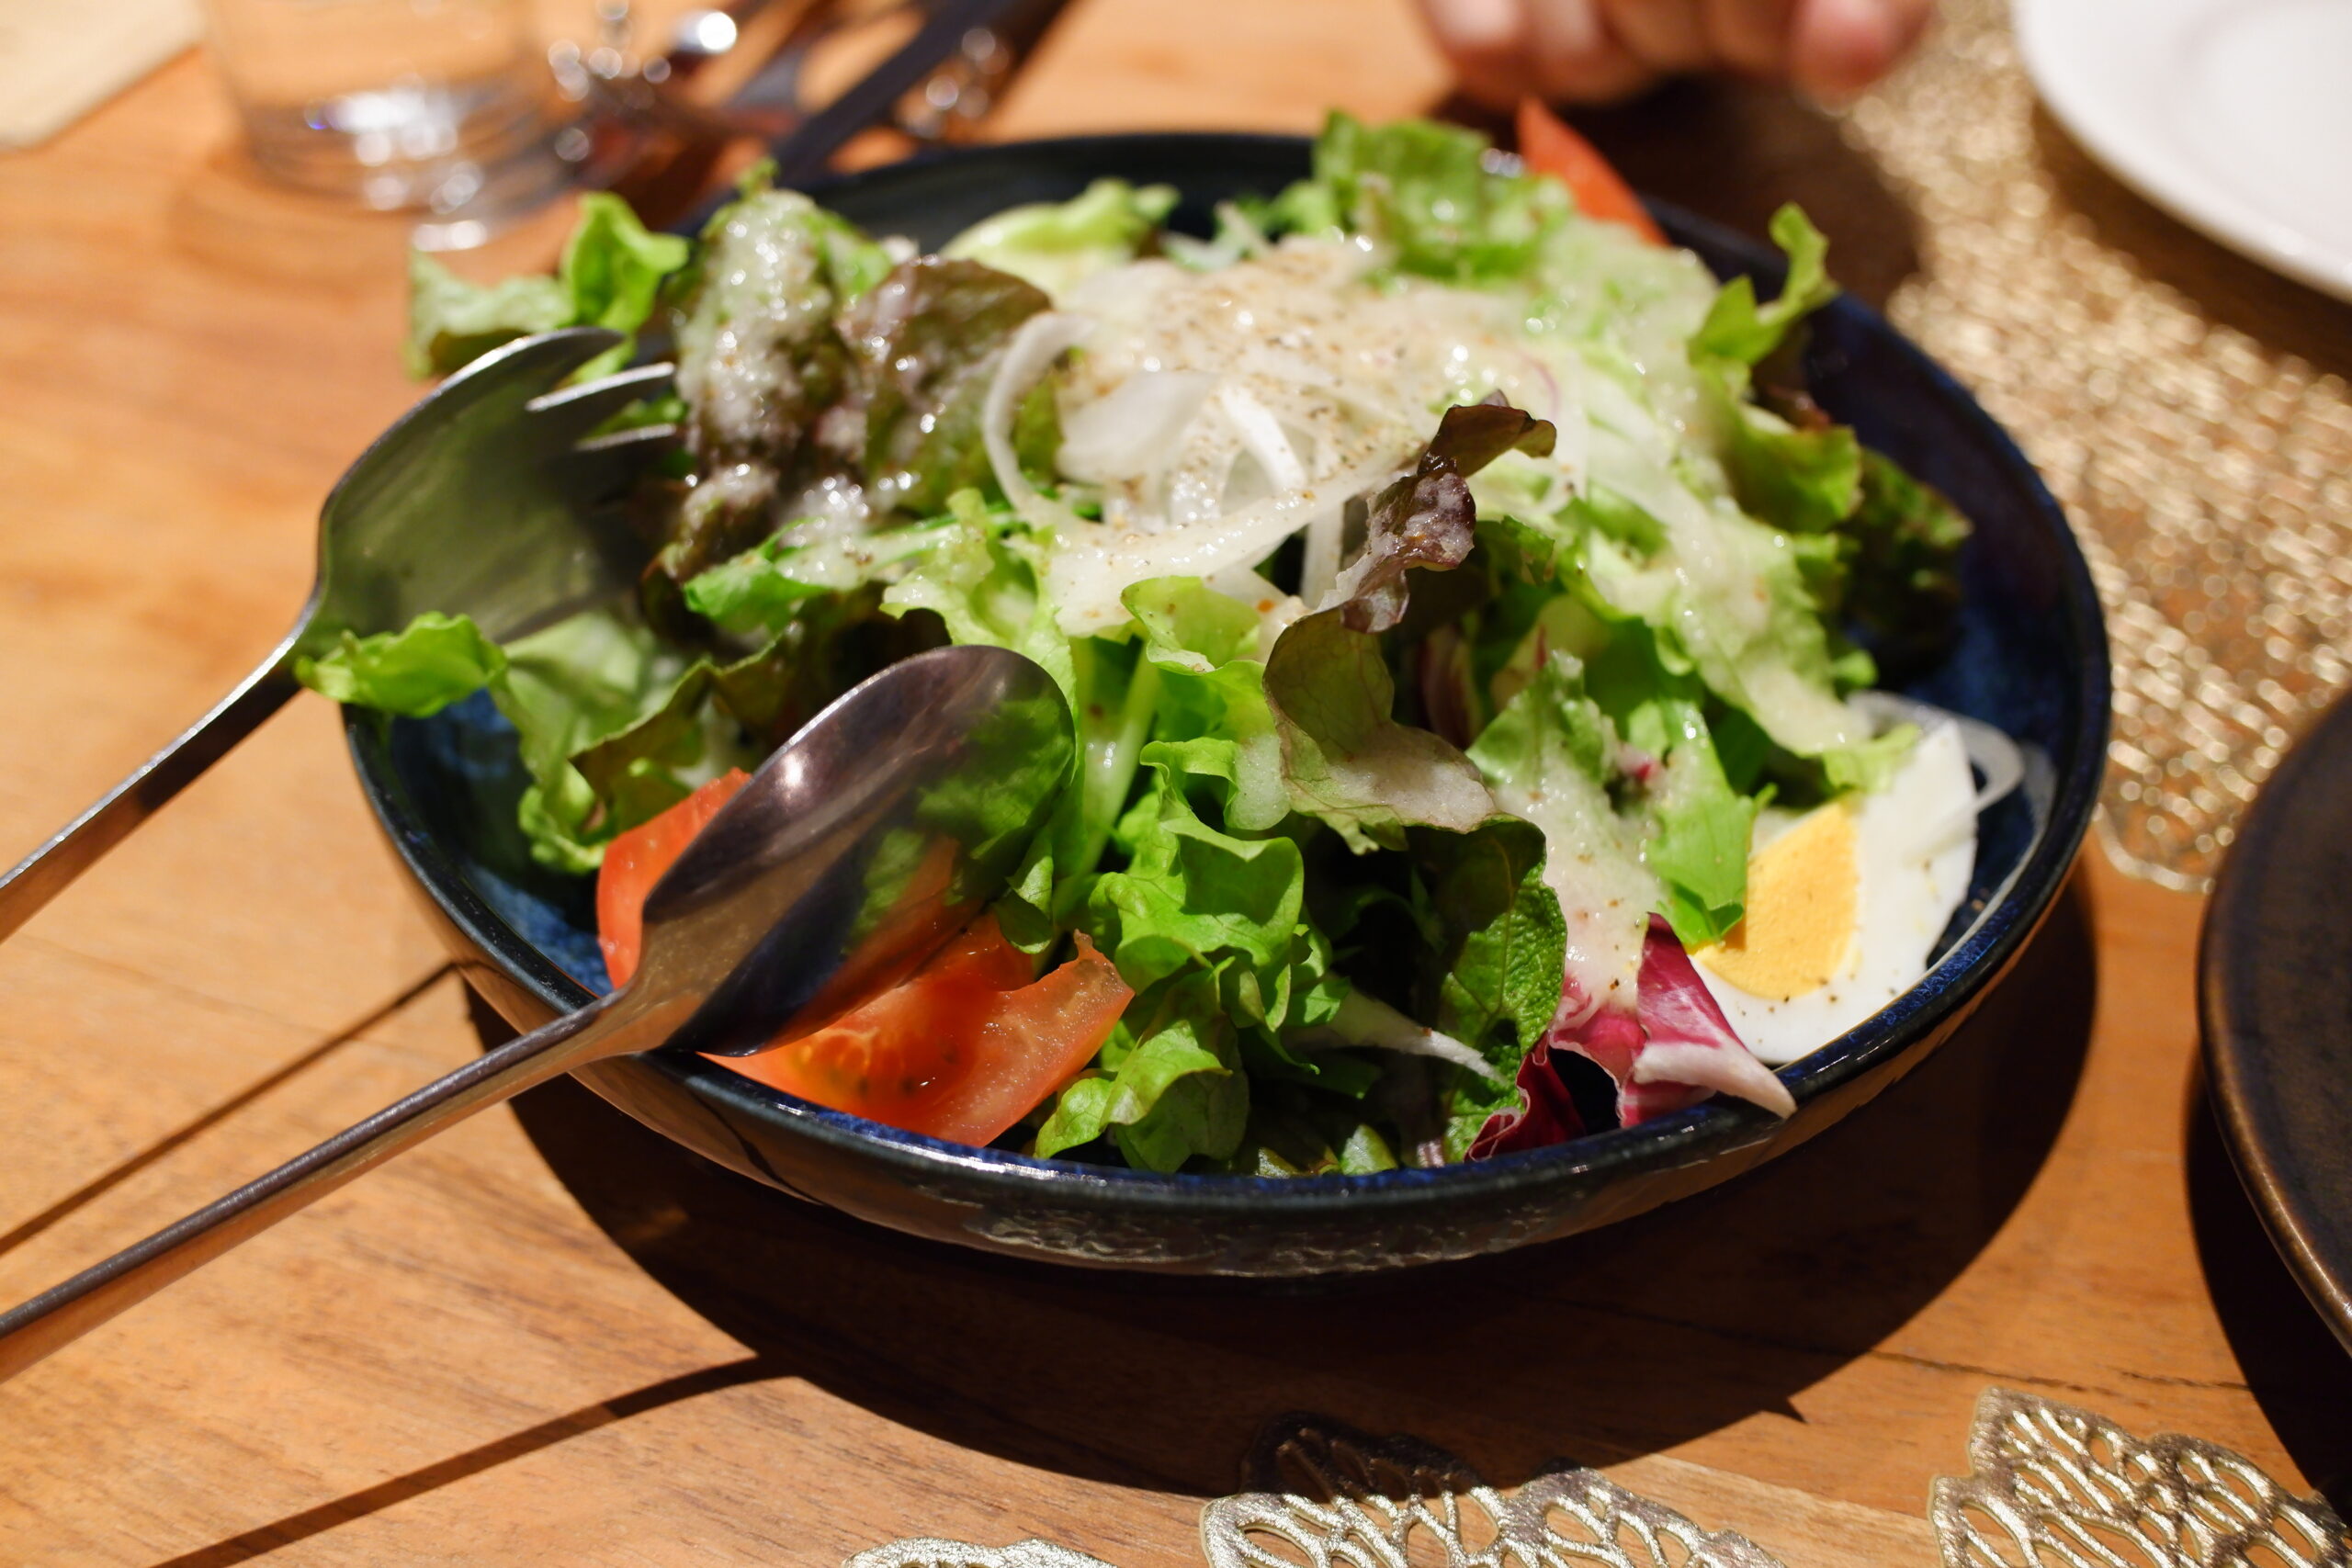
left=0, top=643, right=1074, bottom=1382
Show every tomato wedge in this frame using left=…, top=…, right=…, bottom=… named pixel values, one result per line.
left=1516, top=98, right=1665, bottom=246
left=597, top=769, right=751, bottom=987
left=721, top=914, right=1132, bottom=1145
left=595, top=775, right=1133, bottom=1146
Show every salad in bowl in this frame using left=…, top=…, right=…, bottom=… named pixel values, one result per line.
left=315, top=107, right=2018, bottom=1183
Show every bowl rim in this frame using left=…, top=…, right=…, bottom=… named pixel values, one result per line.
left=345, top=129, right=2111, bottom=1214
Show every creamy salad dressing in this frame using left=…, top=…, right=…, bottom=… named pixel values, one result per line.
left=1487, top=763, right=1660, bottom=1015
left=1018, top=237, right=1596, bottom=633
left=676, top=191, right=844, bottom=461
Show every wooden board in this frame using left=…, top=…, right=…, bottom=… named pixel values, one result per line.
left=0, top=3, right=2346, bottom=1562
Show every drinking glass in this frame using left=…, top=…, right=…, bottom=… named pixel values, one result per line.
left=199, top=0, right=578, bottom=245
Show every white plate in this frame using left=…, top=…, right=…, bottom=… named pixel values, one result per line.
left=2017, top=0, right=2352, bottom=302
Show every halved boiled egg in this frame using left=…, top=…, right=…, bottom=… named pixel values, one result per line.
left=1692, top=717, right=1978, bottom=1065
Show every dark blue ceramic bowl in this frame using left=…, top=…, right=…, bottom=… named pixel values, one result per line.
left=345, top=133, right=2109, bottom=1275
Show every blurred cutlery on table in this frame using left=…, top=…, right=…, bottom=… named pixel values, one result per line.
left=565, top=0, right=1070, bottom=227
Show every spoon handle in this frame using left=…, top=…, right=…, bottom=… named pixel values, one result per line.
left=0, top=986, right=671, bottom=1383
left=0, top=628, right=303, bottom=944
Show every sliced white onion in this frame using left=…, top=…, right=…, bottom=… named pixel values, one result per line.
left=1057, top=369, right=1216, bottom=484
left=1850, top=690, right=2025, bottom=815
left=982, top=310, right=1095, bottom=538
left=1848, top=690, right=2028, bottom=864
left=1298, top=504, right=1346, bottom=607
left=1215, top=384, right=1308, bottom=494
left=1045, top=448, right=1402, bottom=635
left=1205, top=563, right=1282, bottom=605
left=1295, top=989, right=1502, bottom=1081
left=1630, top=1040, right=1796, bottom=1116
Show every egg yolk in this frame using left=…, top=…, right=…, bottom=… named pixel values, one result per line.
left=1697, top=803, right=1859, bottom=1001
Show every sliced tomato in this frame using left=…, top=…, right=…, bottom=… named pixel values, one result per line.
left=596, top=776, right=1133, bottom=1145
left=1516, top=98, right=1666, bottom=246
left=596, top=768, right=751, bottom=987
left=719, top=915, right=1132, bottom=1146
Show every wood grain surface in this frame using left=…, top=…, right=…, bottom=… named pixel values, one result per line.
left=2, top=3, right=2348, bottom=1562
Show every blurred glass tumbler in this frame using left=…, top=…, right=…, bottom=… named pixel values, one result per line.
left=200, top=0, right=574, bottom=241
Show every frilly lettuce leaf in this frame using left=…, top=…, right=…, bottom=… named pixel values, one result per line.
left=560, top=194, right=695, bottom=356
left=1408, top=816, right=1565, bottom=1077
left=1121, top=577, right=1284, bottom=832
left=505, top=595, right=905, bottom=874
left=312, top=588, right=902, bottom=874
left=1216, top=1089, right=1401, bottom=1175
left=1837, top=447, right=1973, bottom=667
left=1584, top=627, right=1756, bottom=947
left=1722, top=399, right=1862, bottom=536
left=880, top=491, right=1075, bottom=697
left=679, top=541, right=837, bottom=636
left=944, top=178, right=1179, bottom=299
left=1467, top=646, right=1616, bottom=790
left=838, top=258, right=1051, bottom=516
left=1691, top=204, right=1836, bottom=367
left=296, top=613, right=506, bottom=717
left=403, top=259, right=570, bottom=381
left=492, top=608, right=709, bottom=874
left=1268, top=111, right=1571, bottom=285
left=1083, top=763, right=1317, bottom=1029
left=681, top=514, right=954, bottom=637
left=1330, top=400, right=1555, bottom=634
left=1124, top=574, right=1259, bottom=669
left=1262, top=611, right=1494, bottom=852
left=1034, top=970, right=1244, bottom=1170
left=405, top=193, right=690, bottom=378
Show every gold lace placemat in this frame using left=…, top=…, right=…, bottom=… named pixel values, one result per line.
left=845, top=1393, right=2349, bottom=1568
left=1838, top=0, right=2352, bottom=892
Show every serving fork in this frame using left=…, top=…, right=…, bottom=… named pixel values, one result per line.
left=0, top=328, right=675, bottom=943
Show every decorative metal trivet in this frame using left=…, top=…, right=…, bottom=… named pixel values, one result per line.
left=1202, top=1417, right=1782, bottom=1568
left=843, top=1393, right=2346, bottom=1568
left=1932, top=1389, right=2347, bottom=1568
left=1835, top=0, right=2352, bottom=891
left=846, top=1543, right=1115, bottom=1568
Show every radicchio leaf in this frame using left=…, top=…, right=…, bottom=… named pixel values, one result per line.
left=1614, top=914, right=1795, bottom=1120
left=1465, top=1038, right=1587, bottom=1157
left=1326, top=399, right=1555, bottom=634
left=1473, top=913, right=1793, bottom=1153
left=1558, top=914, right=1794, bottom=1126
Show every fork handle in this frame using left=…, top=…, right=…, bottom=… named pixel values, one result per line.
left=0, top=983, right=685, bottom=1383
left=0, top=629, right=303, bottom=944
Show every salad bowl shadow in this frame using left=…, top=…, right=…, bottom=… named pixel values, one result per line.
left=345, top=133, right=2109, bottom=1278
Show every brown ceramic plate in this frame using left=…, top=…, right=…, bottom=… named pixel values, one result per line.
left=2201, top=691, right=2352, bottom=1353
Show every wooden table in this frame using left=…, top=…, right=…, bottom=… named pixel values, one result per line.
left=2, top=4, right=2347, bottom=1562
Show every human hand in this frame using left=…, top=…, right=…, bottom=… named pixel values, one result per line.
left=1418, top=0, right=1934, bottom=107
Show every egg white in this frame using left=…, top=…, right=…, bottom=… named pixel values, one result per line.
left=1697, top=718, right=1978, bottom=1065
